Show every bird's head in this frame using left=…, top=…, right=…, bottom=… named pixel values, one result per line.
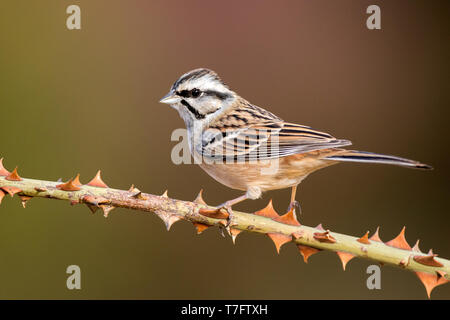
left=159, top=68, right=235, bottom=128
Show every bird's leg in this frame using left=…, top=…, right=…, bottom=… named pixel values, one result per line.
left=287, top=185, right=302, bottom=215
left=197, top=194, right=248, bottom=228
left=217, top=194, right=248, bottom=228
left=198, top=187, right=260, bottom=232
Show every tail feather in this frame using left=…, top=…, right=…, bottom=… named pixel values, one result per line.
left=325, top=150, right=433, bottom=170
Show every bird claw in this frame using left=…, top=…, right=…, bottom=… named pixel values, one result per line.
left=220, top=202, right=234, bottom=225
left=199, top=202, right=235, bottom=237
left=217, top=201, right=235, bottom=234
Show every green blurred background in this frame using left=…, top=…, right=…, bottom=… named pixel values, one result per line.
left=0, top=0, right=448, bottom=299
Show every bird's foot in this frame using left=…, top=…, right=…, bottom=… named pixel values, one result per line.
left=217, top=201, right=235, bottom=230
left=197, top=201, right=235, bottom=235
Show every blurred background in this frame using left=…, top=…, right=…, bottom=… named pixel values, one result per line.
left=0, top=0, right=448, bottom=299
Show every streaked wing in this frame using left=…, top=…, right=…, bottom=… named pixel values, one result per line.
left=271, top=122, right=352, bottom=158
left=199, top=103, right=352, bottom=161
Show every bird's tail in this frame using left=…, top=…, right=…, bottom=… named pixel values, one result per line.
left=325, top=150, right=433, bottom=170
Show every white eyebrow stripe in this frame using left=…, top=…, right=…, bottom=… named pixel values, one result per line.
left=184, top=75, right=229, bottom=93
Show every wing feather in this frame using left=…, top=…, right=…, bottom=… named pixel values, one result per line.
left=199, top=102, right=351, bottom=161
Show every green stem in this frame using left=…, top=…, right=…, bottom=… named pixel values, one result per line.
left=0, top=175, right=449, bottom=282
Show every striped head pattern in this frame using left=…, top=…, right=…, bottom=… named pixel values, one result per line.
left=160, top=68, right=236, bottom=128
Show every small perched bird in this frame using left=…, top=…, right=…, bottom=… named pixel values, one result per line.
left=160, top=68, right=432, bottom=218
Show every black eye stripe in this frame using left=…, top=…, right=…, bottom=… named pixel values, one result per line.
left=178, top=90, right=191, bottom=98
left=176, top=88, right=231, bottom=101
left=177, top=88, right=201, bottom=98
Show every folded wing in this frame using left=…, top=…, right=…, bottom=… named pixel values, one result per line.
left=199, top=104, right=351, bottom=161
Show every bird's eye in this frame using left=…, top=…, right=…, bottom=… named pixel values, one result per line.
left=191, top=88, right=201, bottom=98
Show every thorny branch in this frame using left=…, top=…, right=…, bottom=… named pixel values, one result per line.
left=0, top=158, right=448, bottom=298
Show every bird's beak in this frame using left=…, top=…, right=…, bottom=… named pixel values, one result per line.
left=159, top=91, right=180, bottom=105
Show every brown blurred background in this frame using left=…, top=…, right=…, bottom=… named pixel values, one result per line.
left=0, top=0, right=448, bottom=299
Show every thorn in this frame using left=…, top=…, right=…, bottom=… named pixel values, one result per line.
left=87, top=170, right=108, bottom=188
left=316, top=223, right=325, bottom=231
left=5, top=166, right=22, bottom=181
left=132, top=190, right=149, bottom=200
left=19, top=195, right=32, bottom=208
left=70, top=200, right=79, bottom=206
left=129, top=187, right=141, bottom=194
left=0, top=158, right=10, bottom=176
left=161, top=190, right=169, bottom=198
left=275, top=207, right=301, bottom=226
left=86, top=204, right=98, bottom=214
left=198, top=207, right=229, bottom=220
left=193, top=189, right=206, bottom=205
left=415, top=271, right=449, bottom=299
left=56, top=178, right=81, bottom=191
left=158, top=213, right=182, bottom=231
left=1, top=186, right=22, bottom=197
left=427, top=248, right=434, bottom=255
left=413, top=254, right=444, bottom=268
left=336, top=251, right=356, bottom=271
left=81, top=194, right=96, bottom=203
left=193, top=222, right=210, bottom=234
left=254, top=199, right=279, bottom=219
left=166, top=215, right=182, bottom=230
left=56, top=178, right=62, bottom=183
left=0, top=190, right=5, bottom=204
left=34, top=187, right=47, bottom=192
left=72, top=174, right=82, bottom=187
left=357, top=231, right=371, bottom=244
left=386, top=226, right=411, bottom=250
left=314, top=230, right=336, bottom=243
left=267, top=233, right=291, bottom=254
left=100, top=205, right=115, bottom=218
left=230, top=228, right=242, bottom=244
left=369, top=226, right=382, bottom=242
left=81, top=195, right=109, bottom=207
left=412, top=239, right=421, bottom=253
left=297, top=244, right=321, bottom=263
